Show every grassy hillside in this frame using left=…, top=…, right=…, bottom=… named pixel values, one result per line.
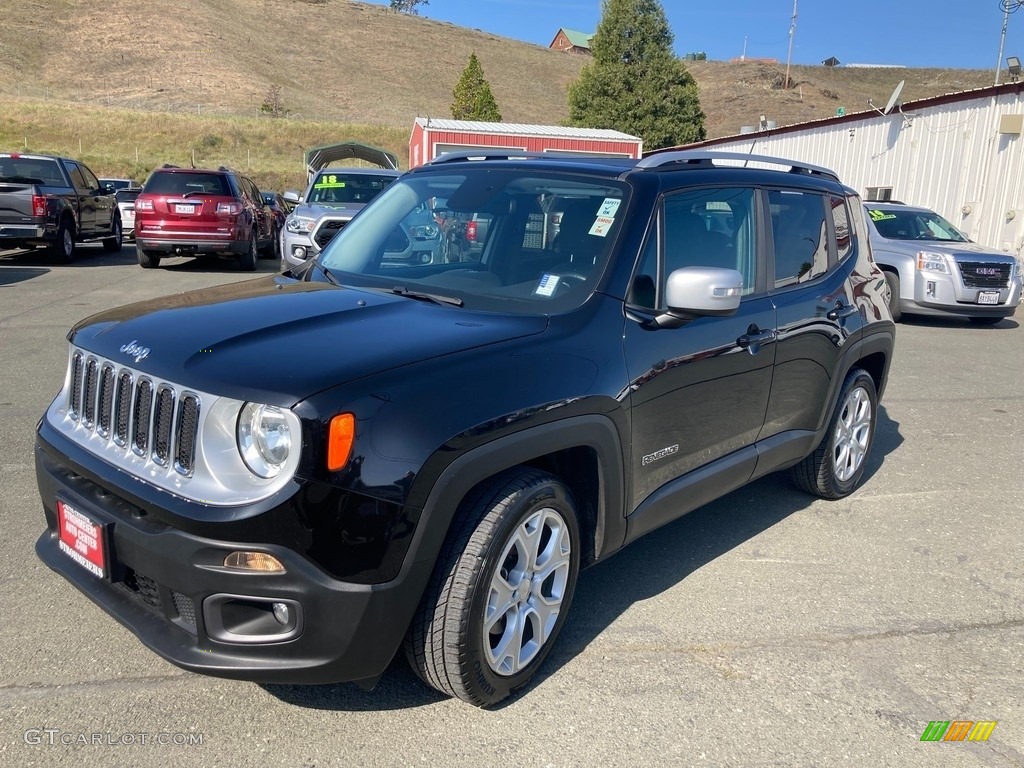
left=0, top=0, right=995, bottom=190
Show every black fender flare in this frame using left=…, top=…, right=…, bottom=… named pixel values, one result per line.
left=404, top=414, right=627, bottom=574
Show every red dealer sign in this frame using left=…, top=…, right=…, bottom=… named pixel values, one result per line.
left=56, top=500, right=107, bottom=578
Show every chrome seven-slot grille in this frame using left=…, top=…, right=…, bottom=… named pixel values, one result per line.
left=68, top=350, right=200, bottom=475
left=957, top=260, right=1012, bottom=289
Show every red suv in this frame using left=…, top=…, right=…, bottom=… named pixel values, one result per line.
left=134, top=166, right=275, bottom=270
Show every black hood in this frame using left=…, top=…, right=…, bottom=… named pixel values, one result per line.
left=70, top=276, right=547, bottom=406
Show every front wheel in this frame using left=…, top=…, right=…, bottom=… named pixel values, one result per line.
left=883, top=271, right=902, bottom=322
left=405, top=468, right=581, bottom=707
left=103, top=216, right=123, bottom=252
left=792, top=368, right=877, bottom=499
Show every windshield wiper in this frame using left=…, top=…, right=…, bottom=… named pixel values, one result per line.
left=309, top=259, right=340, bottom=286
left=391, top=285, right=464, bottom=307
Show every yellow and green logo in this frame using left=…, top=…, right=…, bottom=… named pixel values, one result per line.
left=920, top=721, right=997, bottom=742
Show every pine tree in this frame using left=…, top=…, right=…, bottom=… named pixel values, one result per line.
left=568, top=0, right=705, bottom=150
left=390, top=0, right=428, bottom=15
left=451, top=53, right=502, bottom=122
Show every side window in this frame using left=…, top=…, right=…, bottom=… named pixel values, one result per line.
left=79, top=164, right=100, bottom=191
left=829, top=195, right=852, bottom=262
left=663, top=186, right=758, bottom=296
left=769, top=190, right=828, bottom=287
left=67, top=163, right=90, bottom=193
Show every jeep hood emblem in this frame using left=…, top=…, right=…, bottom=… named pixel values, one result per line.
left=119, top=340, right=151, bottom=363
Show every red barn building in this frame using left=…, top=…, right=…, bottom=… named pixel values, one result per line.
left=409, top=118, right=643, bottom=168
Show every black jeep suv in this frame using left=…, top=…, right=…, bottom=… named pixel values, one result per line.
left=34, top=151, right=895, bottom=706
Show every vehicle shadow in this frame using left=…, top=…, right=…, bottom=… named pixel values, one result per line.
left=160, top=255, right=282, bottom=274
left=263, top=406, right=903, bottom=712
left=0, top=246, right=133, bottom=268
left=899, top=315, right=1019, bottom=330
left=0, top=266, right=49, bottom=286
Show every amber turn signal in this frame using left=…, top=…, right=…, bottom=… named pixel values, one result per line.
left=223, top=551, right=285, bottom=573
left=327, top=413, right=355, bottom=471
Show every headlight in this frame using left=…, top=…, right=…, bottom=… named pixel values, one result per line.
left=916, top=251, right=950, bottom=274
left=409, top=224, right=439, bottom=239
left=237, top=403, right=293, bottom=478
left=286, top=216, right=316, bottom=234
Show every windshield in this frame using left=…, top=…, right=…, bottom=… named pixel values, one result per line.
left=316, top=169, right=630, bottom=314
left=867, top=206, right=969, bottom=242
left=306, top=172, right=397, bottom=205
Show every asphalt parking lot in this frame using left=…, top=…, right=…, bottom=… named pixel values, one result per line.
left=1, top=243, right=1022, bottom=768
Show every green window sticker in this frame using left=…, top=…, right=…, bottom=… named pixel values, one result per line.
left=314, top=175, right=347, bottom=189
left=868, top=209, right=897, bottom=221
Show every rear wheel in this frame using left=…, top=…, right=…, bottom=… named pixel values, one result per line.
left=405, top=468, right=581, bottom=707
left=103, top=216, right=123, bottom=252
left=968, top=316, right=1003, bottom=326
left=239, top=232, right=258, bottom=271
left=883, top=271, right=902, bottom=322
left=137, top=247, right=160, bottom=269
left=51, top=217, right=75, bottom=263
left=792, top=368, right=877, bottom=499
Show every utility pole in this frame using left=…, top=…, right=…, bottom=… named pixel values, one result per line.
left=784, top=0, right=798, bottom=89
left=995, top=1, right=1024, bottom=85
left=742, top=35, right=748, bottom=61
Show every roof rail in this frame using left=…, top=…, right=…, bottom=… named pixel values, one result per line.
left=636, top=150, right=839, bottom=181
left=160, top=163, right=180, bottom=169
left=425, top=150, right=560, bottom=165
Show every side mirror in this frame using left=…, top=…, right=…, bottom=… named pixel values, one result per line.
left=283, top=190, right=300, bottom=203
left=664, top=267, right=744, bottom=316
left=102, top=184, right=116, bottom=195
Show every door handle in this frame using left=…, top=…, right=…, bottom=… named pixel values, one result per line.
left=737, top=327, right=777, bottom=349
left=826, top=301, right=858, bottom=321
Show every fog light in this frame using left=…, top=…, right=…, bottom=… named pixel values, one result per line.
left=272, top=602, right=290, bottom=625
left=223, top=551, right=285, bottom=573
left=293, top=245, right=306, bottom=259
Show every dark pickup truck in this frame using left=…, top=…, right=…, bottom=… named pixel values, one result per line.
left=0, top=153, right=122, bottom=261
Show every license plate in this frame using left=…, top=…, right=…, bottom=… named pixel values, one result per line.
left=56, top=499, right=107, bottom=578
left=977, top=291, right=1000, bottom=305
left=174, top=203, right=196, bottom=215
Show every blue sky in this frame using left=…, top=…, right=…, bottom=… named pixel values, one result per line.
left=368, top=0, right=1024, bottom=73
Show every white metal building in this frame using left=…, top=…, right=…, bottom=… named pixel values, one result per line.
left=676, top=82, right=1024, bottom=256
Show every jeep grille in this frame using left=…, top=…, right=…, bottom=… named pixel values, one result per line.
left=67, top=350, right=201, bottom=475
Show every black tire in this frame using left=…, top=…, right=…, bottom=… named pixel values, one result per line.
left=137, top=246, right=160, bottom=269
left=404, top=467, right=581, bottom=707
left=239, top=232, right=258, bottom=271
left=52, top=217, right=75, bottom=263
left=258, top=229, right=277, bottom=260
left=883, top=271, right=902, bottom=322
left=103, top=215, right=123, bottom=252
left=792, top=368, right=878, bottom=500
left=968, top=316, right=1003, bottom=326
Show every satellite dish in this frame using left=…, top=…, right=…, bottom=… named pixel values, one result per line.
left=882, top=80, right=905, bottom=115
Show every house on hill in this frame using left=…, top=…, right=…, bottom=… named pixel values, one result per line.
left=549, top=28, right=593, bottom=55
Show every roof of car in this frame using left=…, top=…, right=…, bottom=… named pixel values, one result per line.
left=314, top=167, right=402, bottom=176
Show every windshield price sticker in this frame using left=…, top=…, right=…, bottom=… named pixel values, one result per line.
left=535, top=273, right=561, bottom=297
left=868, top=209, right=897, bottom=221
left=314, top=175, right=347, bottom=189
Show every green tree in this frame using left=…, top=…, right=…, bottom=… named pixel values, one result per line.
left=451, top=53, right=502, bottom=122
left=390, top=0, right=428, bottom=15
left=567, top=0, right=705, bottom=150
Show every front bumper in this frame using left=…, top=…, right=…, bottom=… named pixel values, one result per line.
left=905, top=270, right=1021, bottom=318
left=281, top=230, right=316, bottom=268
left=34, top=435, right=430, bottom=685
